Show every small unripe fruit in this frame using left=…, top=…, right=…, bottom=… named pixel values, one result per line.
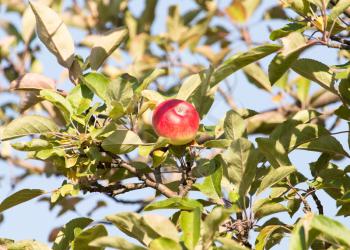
left=152, top=99, right=200, bottom=145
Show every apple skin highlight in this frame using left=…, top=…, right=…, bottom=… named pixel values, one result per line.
left=152, top=99, right=200, bottom=145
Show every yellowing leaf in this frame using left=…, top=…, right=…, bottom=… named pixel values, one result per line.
left=29, top=0, right=75, bottom=68
left=88, top=27, right=128, bottom=70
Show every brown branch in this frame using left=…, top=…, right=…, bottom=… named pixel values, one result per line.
left=320, top=40, right=350, bottom=50
left=81, top=181, right=146, bottom=196
left=218, top=86, right=237, bottom=110
left=309, top=91, right=339, bottom=108
left=108, top=195, right=154, bottom=206
left=110, top=157, right=178, bottom=198
left=330, top=35, right=350, bottom=45
left=287, top=179, right=311, bottom=213
left=1, top=153, right=44, bottom=174
left=179, top=174, right=196, bottom=197
left=307, top=187, right=324, bottom=215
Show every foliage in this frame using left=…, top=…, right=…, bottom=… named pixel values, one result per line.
left=1, top=0, right=350, bottom=249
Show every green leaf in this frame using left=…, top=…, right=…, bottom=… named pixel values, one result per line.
left=89, top=27, right=128, bottom=70
left=292, top=58, right=337, bottom=94
left=67, top=84, right=93, bottom=115
left=269, top=23, right=306, bottom=41
left=211, top=44, right=281, bottom=86
left=106, top=213, right=159, bottom=246
left=177, top=69, right=211, bottom=101
left=339, top=79, right=350, bottom=105
left=89, top=236, right=147, bottom=250
left=256, top=138, right=292, bottom=167
left=255, top=224, right=290, bottom=250
left=242, top=63, right=271, bottom=92
left=203, top=139, right=232, bottom=148
left=72, top=225, right=108, bottom=250
left=223, top=110, right=246, bottom=140
left=53, top=217, right=93, bottom=250
left=192, top=158, right=221, bottom=178
left=6, top=240, right=52, bottom=250
left=190, top=68, right=214, bottom=118
left=216, top=237, right=250, bottom=250
left=0, top=238, right=14, bottom=246
left=136, top=68, right=166, bottom=94
left=329, top=0, right=350, bottom=20
left=257, top=166, right=296, bottom=194
left=269, top=32, right=310, bottom=84
left=105, top=76, right=134, bottom=111
left=1, top=115, right=59, bottom=141
left=253, top=198, right=289, bottom=219
left=289, top=218, right=314, bottom=250
left=284, top=0, right=311, bottom=16
left=283, top=124, right=348, bottom=156
left=222, top=138, right=259, bottom=197
left=141, top=90, right=166, bottom=103
left=226, top=0, right=261, bottom=22
left=295, top=76, right=311, bottom=104
left=59, top=184, right=80, bottom=197
left=144, top=197, right=203, bottom=211
left=193, top=164, right=222, bottom=201
left=179, top=208, right=201, bottom=250
left=29, top=1, right=74, bottom=68
left=142, top=214, right=179, bottom=242
left=310, top=214, right=350, bottom=247
left=202, top=206, right=234, bottom=250
left=149, top=238, right=182, bottom=250
left=0, top=189, right=45, bottom=213
left=288, top=198, right=302, bottom=217
left=12, top=138, right=50, bottom=151
left=40, top=89, right=73, bottom=122
left=82, top=72, right=111, bottom=102
left=101, top=130, right=143, bottom=154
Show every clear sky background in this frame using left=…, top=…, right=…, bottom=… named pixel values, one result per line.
left=0, top=0, right=349, bottom=249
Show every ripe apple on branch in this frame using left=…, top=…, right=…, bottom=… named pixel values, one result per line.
left=152, top=99, right=200, bottom=146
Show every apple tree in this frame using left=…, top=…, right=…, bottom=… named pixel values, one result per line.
left=1, top=0, right=350, bottom=249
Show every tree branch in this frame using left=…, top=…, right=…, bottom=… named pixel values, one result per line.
left=1, top=153, right=44, bottom=174
left=307, top=187, right=324, bottom=215
left=81, top=181, right=146, bottom=196
left=110, top=157, right=178, bottom=198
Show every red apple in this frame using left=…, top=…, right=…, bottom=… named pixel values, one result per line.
left=152, top=99, right=200, bottom=145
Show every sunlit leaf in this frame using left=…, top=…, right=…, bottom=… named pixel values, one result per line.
left=72, top=225, right=108, bottom=250
left=101, top=130, right=143, bottom=154
left=53, top=217, right=93, bottom=250
left=269, top=32, right=311, bottom=84
left=257, top=166, right=296, bottom=194
left=292, top=58, right=337, bottom=94
left=211, top=44, right=281, bottom=86
left=0, top=189, right=45, bottom=213
left=179, top=208, right=201, bottom=250
left=89, top=236, right=146, bottom=250
left=222, top=138, right=259, bottom=197
left=149, top=237, right=181, bottom=250
left=144, top=197, right=203, bottom=211
left=106, top=213, right=159, bottom=246
left=82, top=72, right=110, bottom=102
left=89, top=27, right=128, bottom=70
left=1, top=115, right=59, bottom=141
left=10, top=73, right=55, bottom=90
left=29, top=0, right=75, bottom=68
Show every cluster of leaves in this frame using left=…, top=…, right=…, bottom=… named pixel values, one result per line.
left=2, top=0, right=350, bottom=249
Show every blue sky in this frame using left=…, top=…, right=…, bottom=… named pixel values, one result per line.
left=0, top=0, right=349, bottom=248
